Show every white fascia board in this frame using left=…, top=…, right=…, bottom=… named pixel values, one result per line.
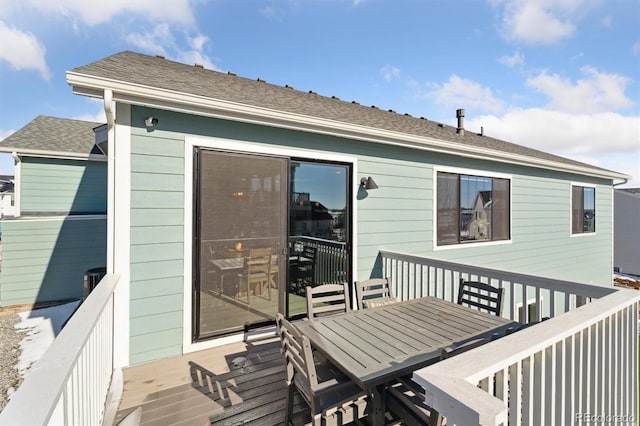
left=67, top=72, right=629, bottom=181
left=0, top=147, right=106, bottom=162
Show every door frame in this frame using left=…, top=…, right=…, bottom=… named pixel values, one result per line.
left=182, top=135, right=359, bottom=354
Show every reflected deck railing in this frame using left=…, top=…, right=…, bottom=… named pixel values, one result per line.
left=380, top=250, right=639, bottom=426
left=0, top=273, right=120, bottom=426
left=290, top=235, right=347, bottom=285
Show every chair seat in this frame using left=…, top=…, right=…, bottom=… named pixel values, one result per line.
left=385, top=377, right=442, bottom=426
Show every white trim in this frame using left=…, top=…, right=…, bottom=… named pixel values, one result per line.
left=13, top=155, right=21, bottom=217
left=182, top=135, right=358, bottom=354
left=569, top=182, right=597, bottom=238
left=432, top=166, right=513, bottom=250
left=112, top=103, right=131, bottom=368
left=3, top=214, right=106, bottom=222
left=0, top=148, right=107, bottom=161
left=66, top=71, right=628, bottom=181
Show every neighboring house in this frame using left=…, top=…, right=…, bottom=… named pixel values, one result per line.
left=0, top=115, right=108, bottom=306
left=0, top=176, right=15, bottom=218
left=65, top=51, right=628, bottom=366
left=614, top=187, right=640, bottom=276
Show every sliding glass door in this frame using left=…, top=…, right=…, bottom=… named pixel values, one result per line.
left=193, top=149, right=352, bottom=339
left=193, top=149, right=287, bottom=340
left=288, top=160, right=351, bottom=318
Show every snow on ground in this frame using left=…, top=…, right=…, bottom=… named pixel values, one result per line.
left=14, top=300, right=80, bottom=378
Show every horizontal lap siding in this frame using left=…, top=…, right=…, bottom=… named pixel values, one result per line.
left=20, top=158, right=107, bottom=214
left=129, top=130, right=185, bottom=365
left=433, top=169, right=613, bottom=285
left=0, top=218, right=106, bottom=305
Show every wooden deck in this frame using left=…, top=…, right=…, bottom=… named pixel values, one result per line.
left=113, top=337, right=312, bottom=426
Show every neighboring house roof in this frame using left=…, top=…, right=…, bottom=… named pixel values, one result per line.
left=0, top=115, right=104, bottom=158
left=67, top=51, right=627, bottom=180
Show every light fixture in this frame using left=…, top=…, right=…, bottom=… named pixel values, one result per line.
left=145, top=117, right=159, bottom=127
left=360, top=176, right=379, bottom=190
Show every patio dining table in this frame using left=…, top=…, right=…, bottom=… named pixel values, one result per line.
left=295, top=296, right=519, bottom=424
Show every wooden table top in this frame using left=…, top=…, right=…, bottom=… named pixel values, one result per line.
left=295, top=296, right=518, bottom=389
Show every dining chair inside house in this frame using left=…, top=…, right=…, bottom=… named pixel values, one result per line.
left=236, top=247, right=272, bottom=304
left=275, top=313, right=369, bottom=426
left=354, top=277, right=399, bottom=309
left=457, top=278, right=504, bottom=317
left=291, top=245, right=317, bottom=294
left=306, top=283, right=351, bottom=320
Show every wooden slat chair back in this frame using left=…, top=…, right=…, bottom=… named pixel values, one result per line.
left=275, top=313, right=369, bottom=426
left=237, top=247, right=271, bottom=303
left=457, top=278, right=504, bottom=316
left=354, top=277, right=398, bottom=309
left=306, top=283, right=351, bottom=320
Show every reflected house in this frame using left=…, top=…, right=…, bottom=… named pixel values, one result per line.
left=463, top=190, right=492, bottom=241
left=291, top=192, right=336, bottom=239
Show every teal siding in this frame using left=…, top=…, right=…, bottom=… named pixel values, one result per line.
left=21, top=158, right=107, bottom=214
left=129, top=122, right=185, bottom=365
left=125, top=106, right=615, bottom=363
left=0, top=217, right=107, bottom=305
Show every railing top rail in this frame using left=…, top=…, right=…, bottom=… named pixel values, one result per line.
left=380, top=250, right=616, bottom=299
left=413, top=288, right=640, bottom=424
left=0, top=273, right=120, bottom=425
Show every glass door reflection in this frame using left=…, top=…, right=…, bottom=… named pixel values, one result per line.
left=288, top=161, right=351, bottom=317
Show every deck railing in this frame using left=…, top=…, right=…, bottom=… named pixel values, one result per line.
left=0, top=273, right=120, bottom=426
left=380, top=250, right=639, bottom=425
left=291, top=236, right=347, bottom=284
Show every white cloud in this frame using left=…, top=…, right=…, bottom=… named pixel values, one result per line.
left=74, top=111, right=106, bottom=124
left=126, top=24, right=218, bottom=70
left=526, top=66, right=634, bottom=113
left=496, top=0, right=599, bottom=44
left=425, top=75, right=506, bottom=114
left=498, top=51, right=525, bottom=69
left=468, top=108, right=639, bottom=156
left=21, top=0, right=195, bottom=26
left=0, top=21, right=50, bottom=80
left=380, top=65, right=400, bottom=82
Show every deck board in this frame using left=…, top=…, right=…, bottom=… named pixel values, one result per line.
left=113, top=337, right=312, bottom=425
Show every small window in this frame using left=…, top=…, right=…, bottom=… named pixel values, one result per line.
left=572, top=185, right=595, bottom=234
left=437, top=171, right=510, bottom=246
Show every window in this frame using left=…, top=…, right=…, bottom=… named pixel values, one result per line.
left=437, top=171, right=510, bottom=246
left=571, top=185, right=595, bottom=234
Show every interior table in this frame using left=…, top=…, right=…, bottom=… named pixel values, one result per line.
left=295, top=296, right=519, bottom=424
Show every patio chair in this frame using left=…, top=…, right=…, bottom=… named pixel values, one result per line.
left=306, top=283, right=351, bottom=320
left=275, top=313, right=369, bottom=426
left=236, top=247, right=271, bottom=304
left=457, top=278, right=504, bottom=316
left=354, top=277, right=398, bottom=309
left=291, top=245, right=317, bottom=294
left=385, top=377, right=443, bottom=426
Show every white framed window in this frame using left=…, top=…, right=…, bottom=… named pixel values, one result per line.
left=435, top=167, right=511, bottom=247
left=571, top=183, right=596, bottom=235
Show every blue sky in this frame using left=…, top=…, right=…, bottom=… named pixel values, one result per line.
left=1, top=0, right=638, bottom=186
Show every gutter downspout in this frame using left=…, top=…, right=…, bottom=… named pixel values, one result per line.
left=11, top=152, right=20, bottom=217
left=104, top=89, right=115, bottom=274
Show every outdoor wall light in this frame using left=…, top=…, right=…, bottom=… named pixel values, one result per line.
left=144, top=116, right=159, bottom=127
left=360, top=176, right=379, bottom=190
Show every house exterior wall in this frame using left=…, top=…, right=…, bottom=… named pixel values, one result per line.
left=124, top=106, right=615, bottom=364
left=614, top=190, right=640, bottom=276
left=0, top=217, right=107, bottom=306
left=20, top=157, right=107, bottom=214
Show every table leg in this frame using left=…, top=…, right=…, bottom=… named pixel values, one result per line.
left=369, top=385, right=387, bottom=425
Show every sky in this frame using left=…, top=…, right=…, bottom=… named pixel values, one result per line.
left=0, top=0, right=638, bottom=186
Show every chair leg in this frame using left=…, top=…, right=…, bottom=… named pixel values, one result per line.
left=285, top=383, right=295, bottom=426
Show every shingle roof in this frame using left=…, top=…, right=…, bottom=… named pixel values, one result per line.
left=0, top=115, right=102, bottom=156
left=69, top=51, right=623, bottom=178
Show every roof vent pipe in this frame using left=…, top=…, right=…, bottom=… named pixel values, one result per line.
left=456, top=109, right=465, bottom=135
